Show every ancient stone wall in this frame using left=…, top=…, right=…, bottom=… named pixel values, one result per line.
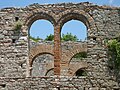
left=0, top=2, right=120, bottom=89
left=0, top=76, right=118, bottom=90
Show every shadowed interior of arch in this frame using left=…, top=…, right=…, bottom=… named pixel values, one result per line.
left=75, top=69, right=87, bottom=76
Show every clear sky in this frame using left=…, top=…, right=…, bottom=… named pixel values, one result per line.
left=0, top=0, right=120, bottom=8
left=0, top=0, right=120, bottom=40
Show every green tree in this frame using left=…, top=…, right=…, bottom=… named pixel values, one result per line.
left=45, top=34, right=54, bottom=41
left=108, top=39, right=120, bottom=69
left=107, top=38, right=120, bottom=80
left=61, top=32, right=78, bottom=41
left=44, top=33, right=79, bottom=41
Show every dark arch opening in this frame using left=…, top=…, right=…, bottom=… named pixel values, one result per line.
left=75, top=69, right=87, bottom=76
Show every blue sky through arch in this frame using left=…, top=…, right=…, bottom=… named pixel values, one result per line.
left=30, top=20, right=54, bottom=39
left=30, top=20, right=87, bottom=41
left=61, top=20, right=87, bottom=41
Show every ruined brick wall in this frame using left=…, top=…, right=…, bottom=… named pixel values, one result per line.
left=29, top=41, right=87, bottom=77
left=0, top=2, right=120, bottom=90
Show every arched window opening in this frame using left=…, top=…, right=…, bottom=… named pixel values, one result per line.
left=31, top=54, right=54, bottom=77
left=61, top=20, right=87, bottom=42
left=29, top=20, right=54, bottom=43
left=75, top=69, right=87, bottom=76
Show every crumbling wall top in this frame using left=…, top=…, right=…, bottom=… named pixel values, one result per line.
left=0, top=2, right=119, bottom=12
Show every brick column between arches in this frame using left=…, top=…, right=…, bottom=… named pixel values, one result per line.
left=54, top=25, right=61, bottom=76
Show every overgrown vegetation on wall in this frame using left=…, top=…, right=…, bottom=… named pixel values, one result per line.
left=107, top=36, right=120, bottom=81
left=13, top=21, right=23, bottom=41
left=73, top=52, right=87, bottom=59
left=14, top=21, right=22, bottom=31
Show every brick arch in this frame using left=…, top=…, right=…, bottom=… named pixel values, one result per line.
left=25, top=12, right=56, bottom=28
left=62, top=43, right=87, bottom=64
left=69, top=52, right=87, bottom=64
left=55, top=10, right=96, bottom=75
left=68, top=63, right=88, bottom=76
left=45, top=68, right=54, bottom=76
left=21, top=12, right=56, bottom=35
left=29, top=44, right=54, bottom=67
left=23, top=12, right=56, bottom=76
left=57, top=9, right=96, bottom=31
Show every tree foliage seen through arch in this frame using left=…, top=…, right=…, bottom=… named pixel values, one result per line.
left=30, top=32, right=79, bottom=42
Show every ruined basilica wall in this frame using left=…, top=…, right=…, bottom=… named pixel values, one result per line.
left=0, top=2, right=120, bottom=89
